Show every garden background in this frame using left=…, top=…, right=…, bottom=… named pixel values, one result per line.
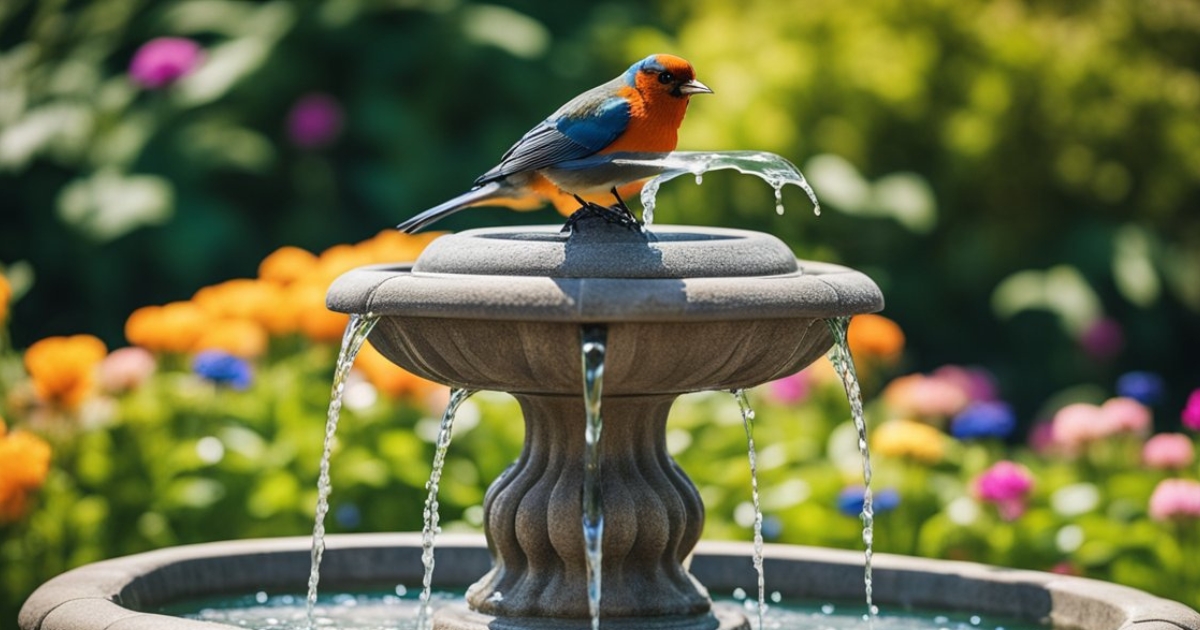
left=3, top=0, right=1200, bottom=625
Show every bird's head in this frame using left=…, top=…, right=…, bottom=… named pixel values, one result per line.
left=625, top=54, right=712, bottom=99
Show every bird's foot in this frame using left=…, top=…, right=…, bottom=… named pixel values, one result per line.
left=562, top=196, right=643, bottom=234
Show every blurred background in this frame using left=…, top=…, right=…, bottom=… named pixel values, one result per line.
left=2, top=0, right=1200, bottom=624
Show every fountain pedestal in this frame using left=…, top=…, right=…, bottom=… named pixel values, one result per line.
left=326, top=219, right=884, bottom=629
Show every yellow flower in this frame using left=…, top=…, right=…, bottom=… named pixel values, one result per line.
left=848, top=314, right=905, bottom=364
left=873, top=419, right=946, bottom=464
left=0, top=419, right=53, bottom=524
left=126, top=301, right=209, bottom=353
left=23, top=335, right=107, bottom=409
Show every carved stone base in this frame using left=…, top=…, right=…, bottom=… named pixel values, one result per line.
left=463, top=393, right=713, bottom=622
left=433, top=602, right=751, bottom=630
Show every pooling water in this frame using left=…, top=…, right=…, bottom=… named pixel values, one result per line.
left=732, top=389, right=767, bottom=630
left=307, top=313, right=381, bottom=627
left=580, top=324, right=608, bottom=630
left=826, top=317, right=878, bottom=621
left=416, top=388, right=475, bottom=630
left=166, top=589, right=1042, bottom=630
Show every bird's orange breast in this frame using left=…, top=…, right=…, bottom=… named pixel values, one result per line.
left=599, top=85, right=688, bottom=155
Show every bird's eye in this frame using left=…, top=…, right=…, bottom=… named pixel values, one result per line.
left=657, top=71, right=674, bottom=84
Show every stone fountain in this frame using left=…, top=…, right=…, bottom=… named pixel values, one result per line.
left=18, top=217, right=1200, bottom=630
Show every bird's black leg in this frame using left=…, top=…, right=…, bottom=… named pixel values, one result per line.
left=608, top=187, right=640, bottom=223
left=562, top=193, right=642, bottom=233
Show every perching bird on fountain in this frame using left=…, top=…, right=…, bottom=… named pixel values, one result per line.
left=396, top=54, right=712, bottom=234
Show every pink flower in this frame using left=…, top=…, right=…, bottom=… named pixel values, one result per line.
left=286, top=93, right=344, bottom=149
left=975, top=461, right=1034, bottom=521
left=766, top=372, right=810, bottom=404
left=1183, top=389, right=1200, bottom=432
left=931, top=365, right=998, bottom=402
left=1100, top=397, right=1151, bottom=436
left=883, top=372, right=970, bottom=421
left=1142, top=434, right=1195, bottom=470
left=98, top=347, right=157, bottom=393
left=129, top=37, right=204, bottom=89
left=1079, top=317, right=1124, bottom=360
left=1148, top=479, right=1200, bottom=521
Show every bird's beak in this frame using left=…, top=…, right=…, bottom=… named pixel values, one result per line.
left=678, top=79, right=713, bottom=95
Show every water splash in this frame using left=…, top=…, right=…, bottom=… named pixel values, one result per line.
left=732, top=389, right=766, bottom=630
left=631, top=151, right=820, bottom=225
left=580, top=324, right=607, bottom=630
left=416, top=388, right=475, bottom=630
left=306, top=313, right=380, bottom=628
left=546, top=150, right=820, bottom=226
left=826, top=317, right=878, bottom=622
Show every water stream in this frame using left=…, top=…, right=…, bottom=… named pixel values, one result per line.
left=306, top=313, right=381, bottom=628
left=416, top=388, right=476, bottom=630
left=547, top=150, right=820, bottom=226
left=732, top=389, right=767, bottom=630
left=826, top=317, right=878, bottom=621
left=580, top=324, right=608, bottom=630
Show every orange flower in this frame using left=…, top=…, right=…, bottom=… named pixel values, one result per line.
left=259, top=246, right=319, bottom=286
left=126, top=301, right=209, bottom=353
left=0, top=419, right=53, bottom=523
left=192, top=318, right=269, bottom=358
left=193, top=279, right=295, bottom=335
left=355, top=342, right=439, bottom=399
left=357, top=229, right=441, bottom=264
left=291, top=282, right=350, bottom=343
left=0, top=273, right=11, bottom=323
left=848, top=314, right=905, bottom=364
left=23, top=335, right=107, bottom=409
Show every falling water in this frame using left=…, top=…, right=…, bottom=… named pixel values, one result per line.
left=306, top=313, right=380, bottom=628
left=825, top=317, right=878, bottom=622
left=580, top=324, right=608, bottom=630
left=416, top=388, right=475, bottom=630
left=732, top=389, right=766, bottom=630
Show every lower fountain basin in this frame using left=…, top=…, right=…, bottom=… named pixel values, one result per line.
left=19, top=534, right=1200, bottom=630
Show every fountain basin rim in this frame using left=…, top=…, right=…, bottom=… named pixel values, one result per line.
left=20, top=534, right=1200, bottom=630
left=326, top=260, right=883, bottom=323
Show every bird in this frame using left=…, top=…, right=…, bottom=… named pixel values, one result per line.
left=397, top=54, right=712, bottom=233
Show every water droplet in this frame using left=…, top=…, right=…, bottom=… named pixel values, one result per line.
left=770, top=591, right=782, bottom=603
left=255, top=591, right=269, bottom=604
left=394, top=584, right=407, bottom=597
left=732, top=587, right=747, bottom=600
left=695, top=173, right=703, bottom=185
left=821, top=604, right=836, bottom=615
left=970, top=616, right=983, bottom=626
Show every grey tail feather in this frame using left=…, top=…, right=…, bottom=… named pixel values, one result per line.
left=397, top=181, right=505, bottom=233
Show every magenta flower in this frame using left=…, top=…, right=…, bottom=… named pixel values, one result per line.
left=1143, top=433, right=1195, bottom=470
left=975, top=461, right=1034, bottom=521
left=1148, top=478, right=1200, bottom=522
left=766, top=371, right=811, bottom=404
left=286, top=93, right=344, bottom=149
left=129, top=37, right=204, bottom=89
left=931, top=365, right=998, bottom=402
left=1183, top=389, right=1200, bottom=432
left=1078, top=317, right=1124, bottom=360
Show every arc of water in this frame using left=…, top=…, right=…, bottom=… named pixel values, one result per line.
left=417, top=387, right=476, bottom=630
left=580, top=324, right=608, bottom=630
left=732, top=389, right=767, bottom=630
left=306, top=313, right=380, bottom=629
left=825, top=317, right=878, bottom=621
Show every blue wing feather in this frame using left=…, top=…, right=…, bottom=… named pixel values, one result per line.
left=476, top=82, right=631, bottom=185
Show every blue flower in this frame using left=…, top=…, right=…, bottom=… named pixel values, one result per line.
left=335, top=503, right=362, bottom=529
left=1115, top=371, right=1164, bottom=406
left=837, top=487, right=899, bottom=517
left=192, top=350, right=253, bottom=389
left=950, top=401, right=1016, bottom=440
